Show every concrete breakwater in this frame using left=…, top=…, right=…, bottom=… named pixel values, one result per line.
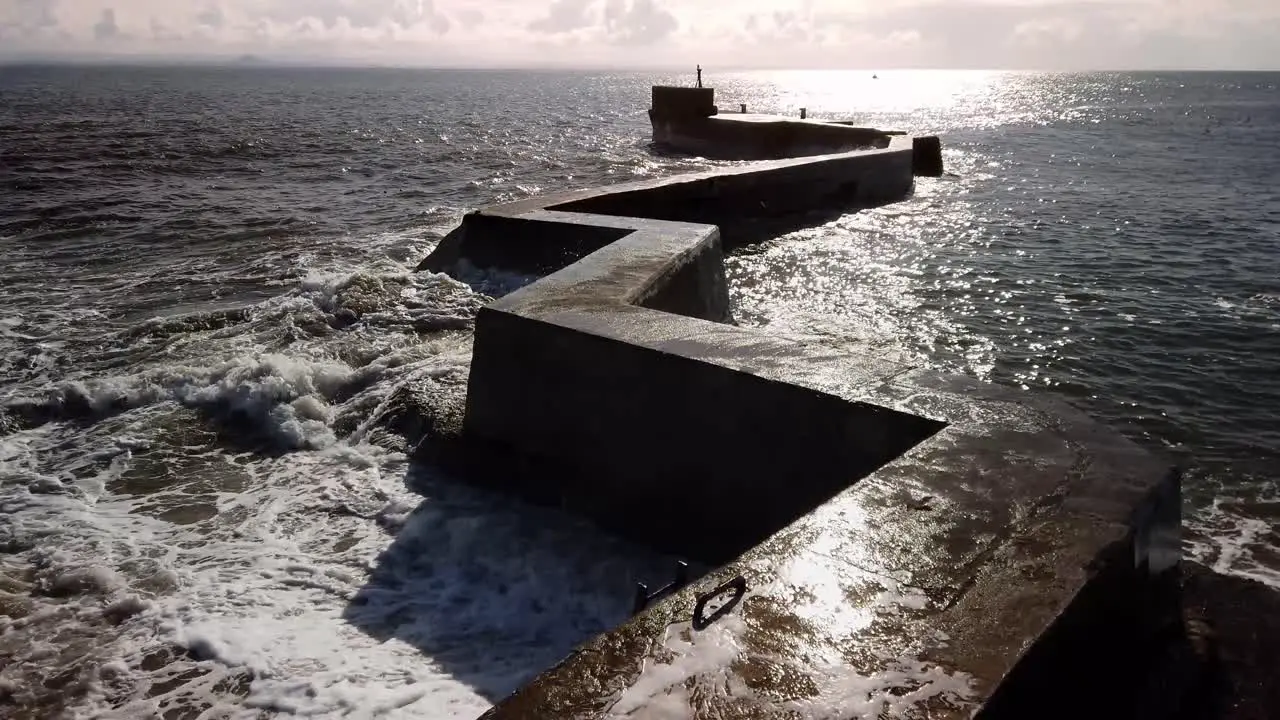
left=420, top=136, right=920, bottom=277
left=413, top=127, right=1187, bottom=718
left=648, top=83, right=944, bottom=172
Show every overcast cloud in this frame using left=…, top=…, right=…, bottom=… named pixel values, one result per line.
left=0, top=0, right=1276, bottom=69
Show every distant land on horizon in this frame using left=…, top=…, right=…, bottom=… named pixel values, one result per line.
left=0, top=52, right=1277, bottom=74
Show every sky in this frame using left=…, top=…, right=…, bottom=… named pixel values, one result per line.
left=1, top=0, right=1278, bottom=70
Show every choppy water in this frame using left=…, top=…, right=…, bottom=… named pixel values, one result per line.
left=1, top=66, right=1277, bottom=719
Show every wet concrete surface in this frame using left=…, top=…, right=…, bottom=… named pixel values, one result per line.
left=468, top=384, right=1178, bottom=718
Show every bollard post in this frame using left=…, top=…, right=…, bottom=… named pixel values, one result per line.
left=632, top=582, right=650, bottom=615
left=800, top=108, right=807, bottom=119
left=911, top=135, right=944, bottom=177
left=674, top=560, right=689, bottom=586
left=740, top=103, right=747, bottom=113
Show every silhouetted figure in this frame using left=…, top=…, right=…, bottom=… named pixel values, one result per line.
left=696, top=65, right=702, bottom=88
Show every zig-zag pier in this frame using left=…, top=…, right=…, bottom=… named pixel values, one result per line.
left=408, top=82, right=1197, bottom=719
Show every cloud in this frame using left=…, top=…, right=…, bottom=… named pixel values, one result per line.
left=1011, top=15, right=1084, bottom=45
left=528, top=0, right=594, bottom=33
left=0, top=0, right=60, bottom=40
left=457, top=7, right=484, bottom=29
left=527, top=0, right=677, bottom=45
left=0, top=0, right=1275, bottom=69
left=427, top=5, right=452, bottom=34
left=150, top=16, right=184, bottom=41
left=603, top=0, right=677, bottom=44
left=93, top=7, right=119, bottom=39
left=6, top=0, right=59, bottom=29
left=261, top=0, right=451, bottom=33
left=742, top=11, right=813, bottom=44
left=196, top=4, right=224, bottom=29
left=802, top=1, right=1149, bottom=69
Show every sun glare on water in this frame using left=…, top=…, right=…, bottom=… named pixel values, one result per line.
left=710, top=69, right=1007, bottom=126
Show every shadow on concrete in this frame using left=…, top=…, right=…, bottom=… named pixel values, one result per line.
left=422, top=201, right=874, bottom=284
left=551, top=187, right=875, bottom=253
left=341, top=460, right=695, bottom=705
left=718, top=205, right=868, bottom=251
left=974, top=562, right=1280, bottom=720
left=1173, top=562, right=1280, bottom=720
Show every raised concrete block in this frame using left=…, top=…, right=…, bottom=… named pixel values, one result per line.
left=914, top=134, right=945, bottom=177
left=650, top=85, right=717, bottom=120
left=462, top=212, right=945, bottom=562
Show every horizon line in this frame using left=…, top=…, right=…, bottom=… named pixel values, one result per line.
left=3, top=56, right=1279, bottom=74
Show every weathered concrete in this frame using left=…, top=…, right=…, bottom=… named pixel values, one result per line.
left=650, top=85, right=717, bottom=121
left=419, top=137, right=919, bottom=276
left=413, top=136, right=1181, bottom=718
left=654, top=112, right=892, bottom=160
left=455, top=239, right=1179, bottom=716
left=649, top=84, right=943, bottom=171
left=913, top=134, right=945, bottom=177
left=457, top=211, right=947, bottom=563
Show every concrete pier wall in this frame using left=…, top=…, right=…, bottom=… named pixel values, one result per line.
left=649, top=85, right=716, bottom=120
left=646, top=84, right=941, bottom=166
left=559, top=138, right=914, bottom=220
left=653, top=114, right=893, bottom=160
left=414, top=138, right=1182, bottom=719
left=419, top=137, right=918, bottom=276
left=462, top=211, right=947, bottom=562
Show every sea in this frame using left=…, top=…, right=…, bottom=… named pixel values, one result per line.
left=1, top=66, right=1277, bottom=719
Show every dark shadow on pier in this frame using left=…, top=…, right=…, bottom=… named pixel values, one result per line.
left=422, top=200, right=880, bottom=283
left=341, top=460, right=694, bottom=704
left=1171, top=562, right=1280, bottom=720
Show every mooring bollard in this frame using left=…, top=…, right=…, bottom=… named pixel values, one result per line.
left=800, top=108, right=807, bottom=119
left=631, top=560, right=691, bottom=615
left=632, top=582, right=650, bottom=616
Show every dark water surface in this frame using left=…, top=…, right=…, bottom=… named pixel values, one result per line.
left=1, top=66, right=1277, bottom=718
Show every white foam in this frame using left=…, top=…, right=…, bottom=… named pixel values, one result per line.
left=786, top=656, right=976, bottom=720
left=605, top=592, right=971, bottom=720
left=3, top=353, right=355, bottom=451
left=0, top=425, right=487, bottom=717
left=1, top=301, right=677, bottom=719
left=609, top=612, right=748, bottom=716
left=1186, top=493, right=1280, bottom=590
left=1, top=250, right=584, bottom=717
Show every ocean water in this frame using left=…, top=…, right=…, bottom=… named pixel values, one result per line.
left=1, top=66, right=1277, bottom=718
